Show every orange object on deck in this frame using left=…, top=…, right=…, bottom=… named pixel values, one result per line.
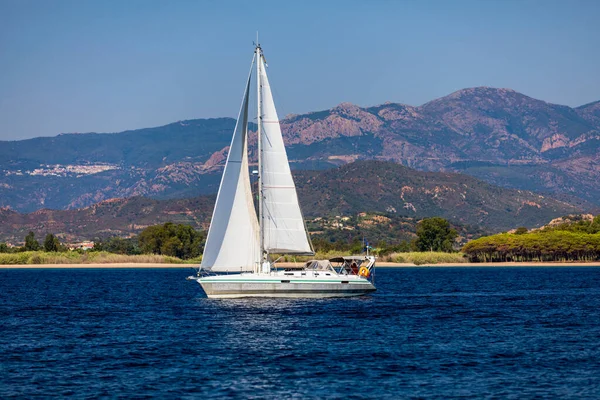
left=359, top=266, right=370, bottom=278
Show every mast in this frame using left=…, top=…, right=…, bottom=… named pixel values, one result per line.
left=256, top=43, right=264, bottom=271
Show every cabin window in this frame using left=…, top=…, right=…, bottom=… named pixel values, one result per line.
left=281, top=280, right=290, bottom=283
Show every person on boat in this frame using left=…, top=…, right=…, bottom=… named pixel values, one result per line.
left=350, top=262, right=359, bottom=275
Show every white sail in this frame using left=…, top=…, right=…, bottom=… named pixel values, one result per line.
left=201, top=67, right=260, bottom=272
left=258, top=56, right=314, bottom=255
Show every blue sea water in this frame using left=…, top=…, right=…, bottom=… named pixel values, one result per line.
left=1, top=267, right=600, bottom=399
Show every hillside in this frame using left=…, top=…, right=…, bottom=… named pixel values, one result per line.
left=294, top=161, right=588, bottom=229
left=0, top=161, right=589, bottom=243
left=0, top=196, right=215, bottom=244
left=1, top=87, right=599, bottom=213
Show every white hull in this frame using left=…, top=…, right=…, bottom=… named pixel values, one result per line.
left=192, top=271, right=376, bottom=299
left=198, top=291, right=371, bottom=299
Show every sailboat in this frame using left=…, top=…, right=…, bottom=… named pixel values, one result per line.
left=188, top=43, right=376, bottom=298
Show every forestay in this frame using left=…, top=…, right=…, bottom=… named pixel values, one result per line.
left=201, top=67, right=260, bottom=272
left=258, top=56, right=314, bottom=255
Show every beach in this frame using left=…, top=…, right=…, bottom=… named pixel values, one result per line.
left=0, top=263, right=194, bottom=269
left=377, top=261, right=600, bottom=267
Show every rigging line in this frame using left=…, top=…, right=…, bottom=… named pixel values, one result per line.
left=257, top=44, right=265, bottom=267
left=262, top=202, right=277, bottom=228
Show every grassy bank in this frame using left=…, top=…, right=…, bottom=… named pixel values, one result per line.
left=0, top=250, right=467, bottom=266
left=386, top=252, right=467, bottom=265
left=0, top=251, right=186, bottom=265
left=273, top=251, right=467, bottom=265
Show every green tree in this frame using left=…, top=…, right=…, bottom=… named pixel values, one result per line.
left=0, top=242, right=8, bottom=253
left=106, top=237, right=139, bottom=255
left=396, top=240, right=411, bottom=252
left=43, top=234, right=61, bottom=252
left=415, top=217, right=458, bottom=252
left=462, top=229, right=600, bottom=263
left=162, top=237, right=183, bottom=257
left=515, top=227, right=528, bottom=235
left=591, top=215, right=600, bottom=234
left=24, top=231, right=40, bottom=251
left=90, top=237, right=139, bottom=255
left=91, top=239, right=104, bottom=252
left=311, top=238, right=334, bottom=252
left=138, top=223, right=205, bottom=259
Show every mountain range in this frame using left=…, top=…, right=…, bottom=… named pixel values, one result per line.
left=0, top=86, right=598, bottom=215
left=0, top=161, right=591, bottom=243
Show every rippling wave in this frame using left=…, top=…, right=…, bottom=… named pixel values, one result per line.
left=1, top=267, right=600, bottom=398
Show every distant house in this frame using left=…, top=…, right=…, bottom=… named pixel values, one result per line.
left=68, top=241, right=94, bottom=251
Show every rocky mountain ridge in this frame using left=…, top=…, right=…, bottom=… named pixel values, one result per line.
left=1, top=87, right=599, bottom=212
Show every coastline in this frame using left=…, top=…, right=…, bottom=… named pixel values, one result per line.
left=1, top=262, right=600, bottom=268
left=0, top=263, right=195, bottom=269
left=375, top=261, right=600, bottom=267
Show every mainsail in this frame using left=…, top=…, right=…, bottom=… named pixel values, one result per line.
left=258, top=55, right=314, bottom=255
left=201, top=65, right=260, bottom=272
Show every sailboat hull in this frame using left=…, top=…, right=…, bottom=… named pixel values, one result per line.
left=194, top=275, right=376, bottom=299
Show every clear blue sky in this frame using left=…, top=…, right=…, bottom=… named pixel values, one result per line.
left=1, top=0, right=599, bottom=140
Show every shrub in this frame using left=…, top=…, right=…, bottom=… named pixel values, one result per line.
left=390, top=252, right=467, bottom=265
left=0, top=251, right=184, bottom=265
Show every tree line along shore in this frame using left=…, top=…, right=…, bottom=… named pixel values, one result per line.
left=462, top=216, right=600, bottom=263
left=1, top=216, right=600, bottom=265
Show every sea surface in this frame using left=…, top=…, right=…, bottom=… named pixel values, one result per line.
left=1, top=267, right=600, bottom=399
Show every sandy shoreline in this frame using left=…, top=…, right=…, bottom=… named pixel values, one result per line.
left=0, top=263, right=195, bottom=269
left=1, top=262, right=600, bottom=269
left=378, top=262, right=600, bottom=267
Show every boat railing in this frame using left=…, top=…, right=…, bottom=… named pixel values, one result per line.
left=333, top=256, right=376, bottom=281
